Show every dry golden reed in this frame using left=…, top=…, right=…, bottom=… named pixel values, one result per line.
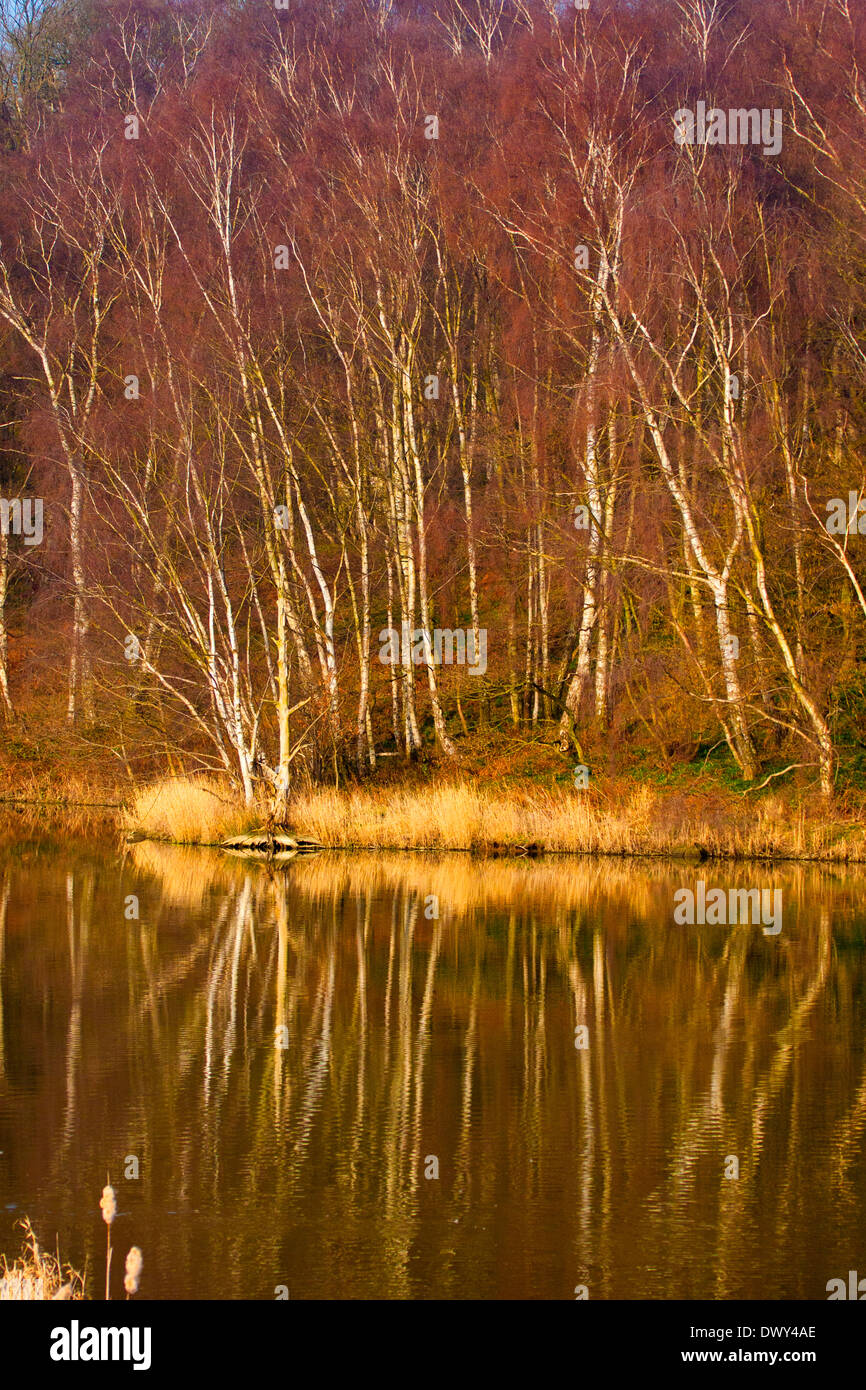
left=0, top=1218, right=85, bottom=1301
left=124, top=776, right=265, bottom=844
left=125, top=775, right=866, bottom=861
left=285, top=782, right=865, bottom=860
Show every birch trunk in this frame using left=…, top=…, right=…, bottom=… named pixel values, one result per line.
left=0, top=526, right=12, bottom=718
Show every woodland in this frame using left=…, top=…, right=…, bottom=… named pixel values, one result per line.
left=0, top=0, right=864, bottom=816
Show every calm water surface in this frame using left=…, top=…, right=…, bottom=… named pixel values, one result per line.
left=1, top=842, right=864, bottom=1299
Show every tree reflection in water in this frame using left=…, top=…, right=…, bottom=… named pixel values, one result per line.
left=0, top=846, right=864, bottom=1299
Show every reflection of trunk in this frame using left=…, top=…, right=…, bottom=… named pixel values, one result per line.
left=409, top=918, right=442, bottom=1192
left=273, top=878, right=289, bottom=1114
left=61, top=869, right=91, bottom=1152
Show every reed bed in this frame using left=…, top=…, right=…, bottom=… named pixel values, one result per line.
left=124, top=775, right=866, bottom=861
left=0, top=768, right=119, bottom=807
left=0, top=1219, right=85, bottom=1301
left=288, top=783, right=865, bottom=860
left=124, top=776, right=265, bottom=844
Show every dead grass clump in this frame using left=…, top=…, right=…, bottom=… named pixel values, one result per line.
left=125, top=776, right=265, bottom=843
left=0, top=1218, right=85, bottom=1301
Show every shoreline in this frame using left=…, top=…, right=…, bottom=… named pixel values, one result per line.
left=126, top=834, right=866, bottom=865
left=1, top=771, right=863, bottom=865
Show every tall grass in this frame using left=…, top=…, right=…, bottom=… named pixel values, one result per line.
left=125, top=775, right=866, bottom=860
left=124, top=776, right=265, bottom=844
left=0, top=1219, right=84, bottom=1301
left=287, top=783, right=865, bottom=859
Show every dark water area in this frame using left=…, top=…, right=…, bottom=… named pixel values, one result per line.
left=1, top=841, right=864, bottom=1300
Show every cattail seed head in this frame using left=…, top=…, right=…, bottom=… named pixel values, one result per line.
left=124, top=1246, right=143, bottom=1295
left=100, top=1185, right=117, bottom=1226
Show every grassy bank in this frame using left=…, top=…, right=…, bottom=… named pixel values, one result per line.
left=123, top=774, right=866, bottom=861
left=2, top=727, right=865, bottom=861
